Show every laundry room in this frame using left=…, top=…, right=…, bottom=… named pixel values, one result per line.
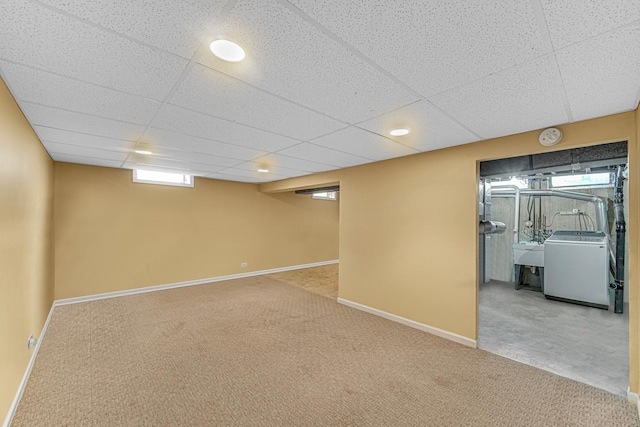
left=478, top=140, right=630, bottom=396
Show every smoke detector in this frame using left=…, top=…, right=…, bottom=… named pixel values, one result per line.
left=539, top=127, right=562, bottom=146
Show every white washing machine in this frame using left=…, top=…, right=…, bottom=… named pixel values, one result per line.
left=543, top=231, right=610, bottom=309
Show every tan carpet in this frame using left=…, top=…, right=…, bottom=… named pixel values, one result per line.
left=11, top=274, right=639, bottom=426
left=267, top=264, right=339, bottom=299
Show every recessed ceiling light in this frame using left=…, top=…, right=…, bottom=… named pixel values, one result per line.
left=210, top=39, right=245, bottom=62
left=134, top=150, right=152, bottom=155
left=257, top=168, right=269, bottom=173
left=390, top=128, right=410, bottom=136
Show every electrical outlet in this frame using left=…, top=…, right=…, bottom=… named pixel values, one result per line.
left=241, top=262, right=248, bottom=268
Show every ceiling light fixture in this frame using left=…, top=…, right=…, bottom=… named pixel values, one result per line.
left=210, top=39, right=246, bottom=62
left=257, top=168, right=269, bottom=173
left=390, top=128, right=410, bottom=136
left=134, top=150, right=152, bottom=155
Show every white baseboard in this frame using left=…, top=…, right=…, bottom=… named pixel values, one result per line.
left=3, top=260, right=339, bottom=425
left=337, top=298, right=477, bottom=348
left=628, top=388, right=639, bottom=420
left=3, top=304, right=55, bottom=427
left=55, top=259, right=339, bottom=306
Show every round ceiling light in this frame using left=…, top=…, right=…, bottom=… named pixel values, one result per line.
left=390, top=128, right=410, bottom=136
left=209, top=39, right=246, bottom=62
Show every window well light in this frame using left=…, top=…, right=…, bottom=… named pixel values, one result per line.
left=134, top=150, right=152, bottom=155
left=257, top=168, right=269, bottom=173
left=210, top=39, right=246, bottom=62
left=390, top=128, right=410, bottom=136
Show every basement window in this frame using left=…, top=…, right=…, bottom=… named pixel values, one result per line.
left=133, top=169, right=193, bottom=187
left=491, top=177, right=529, bottom=189
left=550, top=172, right=611, bottom=188
left=312, top=191, right=337, bottom=200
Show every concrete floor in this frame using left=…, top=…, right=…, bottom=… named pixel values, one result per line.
left=478, top=280, right=629, bottom=396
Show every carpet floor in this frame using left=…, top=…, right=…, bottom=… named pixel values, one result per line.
left=11, top=274, right=639, bottom=426
left=267, top=264, right=339, bottom=299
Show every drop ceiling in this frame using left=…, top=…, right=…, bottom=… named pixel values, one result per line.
left=1, top=1, right=639, bottom=184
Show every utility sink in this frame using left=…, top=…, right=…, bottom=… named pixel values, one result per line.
left=513, top=242, right=544, bottom=267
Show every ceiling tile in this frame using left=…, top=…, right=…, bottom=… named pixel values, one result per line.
left=50, top=153, right=123, bottom=169
left=34, top=127, right=136, bottom=152
left=428, top=56, right=569, bottom=140
left=230, top=161, right=313, bottom=178
left=142, top=128, right=267, bottom=161
left=38, top=0, right=227, bottom=58
left=121, top=163, right=211, bottom=177
left=205, top=173, right=266, bottom=184
left=171, top=64, right=346, bottom=140
left=129, top=144, right=243, bottom=168
left=20, top=103, right=146, bottom=141
left=252, top=153, right=337, bottom=173
left=0, top=62, right=160, bottom=124
left=0, top=1, right=187, bottom=100
left=151, top=104, right=301, bottom=152
left=557, top=23, right=640, bottom=122
left=210, top=168, right=290, bottom=182
left=356, top=100, right=480, bottom=152
left=43, top=141, right=129, bottom=161
left=311, top=126, right=419, bottom=160
left=277, top=143, right=372, bottom=168
left=541, top=0, right=640, bottom=49
left=288, top=0, right=546, bottom=97
left=124, top=155, right=227, bottom=174
left=199, top=0, right=419, bottom=123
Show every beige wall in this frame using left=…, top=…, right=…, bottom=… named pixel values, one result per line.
left=261, top=111, right=639, bottom=391
left=0, top=79, right=54, bottom=418
left=54, top=163, right=339, bottom=299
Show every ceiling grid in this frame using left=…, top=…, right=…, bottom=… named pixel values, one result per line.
left=0, top=0, right=637, bottom=183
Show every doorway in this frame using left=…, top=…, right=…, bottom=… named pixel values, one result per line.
left=477, top=141, right=629, bottom=396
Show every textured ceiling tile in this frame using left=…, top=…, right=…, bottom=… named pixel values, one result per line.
left=199, top=0, right=419, bottom=123
left=357, top=100, right=480, bottom=152
left=252, top=153, right=336, bottom=173
left=38, top=0, right=227, bottom=58
left=230, top=161, right=311, bottom=178
left=541, top=0, right=640, bottom=49
left=288, top=0, right=545, bottom=97
left=205, top=173, right=268, bottom=184
left=0, top=1, right=187, bottom=100
left=125, top=155, right=227, bottom=173
left=0, top=62, right=160, bottom=124
left=130, top=144, right=243, bottom=168
left=34, top=127, right=136, bottom=152
left=171, top=64, right=346, bottom=141
left=151, top=104, right=301, bottom=152
left=42, top=141, right=129, bottom=161
left=428, top=56, right=569, bottom=140
left=123, top=163, right=212, bottom=177
left=211, top=168, right=290, bottom=182
left=142, top=128, right=267, bottom=161
left=21, top=103, right=146, bottom=141
left=50, top=153, right=123, bottom=169
left=311, top=127, right=419, bottom=161
left=557, top=23, right=640, bottom=122
left=276, top=143, right=373, bottom=168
